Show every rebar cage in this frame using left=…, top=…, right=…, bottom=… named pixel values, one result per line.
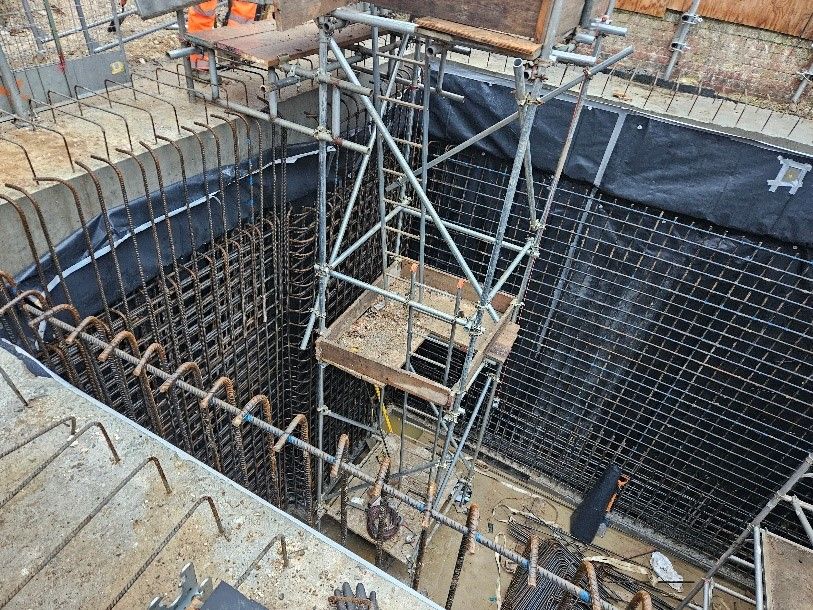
left=397, top=140, right=813, bottom=558
left=0, top=5, right=811, bottom=606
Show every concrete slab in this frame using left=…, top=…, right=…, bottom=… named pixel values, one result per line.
left=762, top=529, right=813, bottom=610
left=0, top=343, right=441, bottom=610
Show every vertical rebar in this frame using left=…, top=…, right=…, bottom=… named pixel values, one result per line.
left=445, top=503, right=479, bottom=610
left=412, top=480, right=436, bottom=590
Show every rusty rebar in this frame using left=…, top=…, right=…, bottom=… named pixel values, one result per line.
left=556, top=560, right=601, bottom=610
left=9, top=300, right=624, bottom=610
left=0, top=416, right=76, bottom=459
left=105, top=495, right=225, bottom=610
left=446, top=503, right=480, bottom=610
left=274, top=414, right=313, bottom=526
left=412, top=480, right=436, bottom=590
left=0, top=420, right=121, bottom=510
left=2, top=456, right=171, bottom=608
left=232, top=394, right=280, bottom=504
left=528, top=534, right=540, bottom=588
left=235, top=534, right=289, bottom=588
left=625, top=592, right=653, bottom=610
left=333, top=434, right=351, bottom=545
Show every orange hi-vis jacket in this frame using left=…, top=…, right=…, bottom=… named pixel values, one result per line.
left=188, top=0, right=258, bottom=70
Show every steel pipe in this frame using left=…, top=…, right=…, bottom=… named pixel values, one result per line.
left=664, top=0, right=702, bottom=81
left=384, top=46, right=634, bottom=195
left=753, top=526, right=764, bottom=610
left=329, top=36, right=499, bottom=322
left=332, top=8, right=417, bottom=35
left=17, top=303, right=621, bottom=610
left=0, top=47, right=30, bottom=120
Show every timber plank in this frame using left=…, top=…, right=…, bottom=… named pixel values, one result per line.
left=376, top=0, right=546, bottom=41
left=186, top=21, right=372, bottom=67
left=415, top=17, right=543, bottom=59
left=316, top=339, right=454, bottom=406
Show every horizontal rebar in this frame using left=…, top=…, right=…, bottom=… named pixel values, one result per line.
left=19, top=301, right=619, bottom=610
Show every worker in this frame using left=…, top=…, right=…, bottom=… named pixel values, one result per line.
left=187, top=0, right=262, bottom=71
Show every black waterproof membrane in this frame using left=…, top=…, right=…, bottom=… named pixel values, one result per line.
left=4, top=65, right=812, bottom=559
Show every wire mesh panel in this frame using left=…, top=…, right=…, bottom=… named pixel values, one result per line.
left=408, top=144, right=813, bottom=558
left=0, top=0, right=132, bottom=115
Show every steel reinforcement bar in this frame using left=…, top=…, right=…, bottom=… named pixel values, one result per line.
left=4, top=297, right=626, bottom=610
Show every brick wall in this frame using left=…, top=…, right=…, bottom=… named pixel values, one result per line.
left=599, top=9, right=813, bottom=114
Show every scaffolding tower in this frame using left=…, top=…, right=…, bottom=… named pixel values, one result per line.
left=261, top=4, right=634, bottom=540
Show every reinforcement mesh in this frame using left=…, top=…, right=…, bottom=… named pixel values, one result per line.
left=0, top=107, right=382, bottom=515
left=402, top=143, right=813, bottom=557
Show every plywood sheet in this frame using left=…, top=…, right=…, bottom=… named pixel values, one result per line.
left=272, top=0, right=349, bottom=31
left=616, top=0, right=813, bottom=38
left=186, top=21, right=372, bottom=67
left=377, top=0, right=587, bottom=42
left=377, top=0, right=547, bottom=40
left=762, top=529, right=813, bottom=610
left=615, top=0, right=668, bottom=17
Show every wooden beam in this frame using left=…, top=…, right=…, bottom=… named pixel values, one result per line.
left=414, top=17, right=543, bottom=59
left=317, top=339, right=454, bottom=407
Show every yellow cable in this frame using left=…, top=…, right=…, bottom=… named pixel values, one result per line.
left=374, top=385, right=394, bottom=434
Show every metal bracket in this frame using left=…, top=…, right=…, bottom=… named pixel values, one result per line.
left=767, top=156, right=811, bottom=195
left=149, top=562, right=213, bottom=610
left=681, top=13, right=703, bottom=25
left=314, top=264, right=329, bottom=279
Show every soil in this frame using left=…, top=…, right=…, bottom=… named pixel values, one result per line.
left=336, top=274, right=486, bottom=371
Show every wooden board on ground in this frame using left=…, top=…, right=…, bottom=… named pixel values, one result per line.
left=315, top=259, right=517, bottom=407
left=185, top=21, right=372, bottom=67
left=325, top=434, right=467, bottom=566
left=762, top=529, right=813, bottom=610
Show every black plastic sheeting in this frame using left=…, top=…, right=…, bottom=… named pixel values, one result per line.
left=3, top=64, right=811, bottom=557
left=13, top=142, right=323, bottom=317
left=416, top=65, right=813, bottom=555
left=430, top=63, right=813, bottom=246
